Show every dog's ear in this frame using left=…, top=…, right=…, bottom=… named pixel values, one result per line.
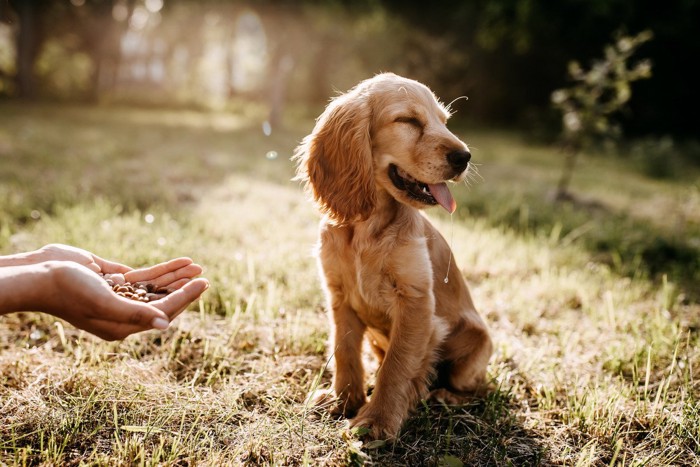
left=293, top=89, right=375, bottom=225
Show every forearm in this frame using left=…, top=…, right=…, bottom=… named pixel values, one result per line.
left=0, top=263, right=52, bottom=315
left=0, top=249, right=44, bottom=267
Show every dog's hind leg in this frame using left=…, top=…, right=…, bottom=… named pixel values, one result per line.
left=431, top=312, right=492, bottom=404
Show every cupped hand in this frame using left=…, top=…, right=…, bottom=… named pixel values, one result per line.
left=43, top=261, right=208, bottom=341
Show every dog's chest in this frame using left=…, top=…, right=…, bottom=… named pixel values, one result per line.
left=344, top=245, right=401, bottom=334
left=348, top=275, right=393, bottom=335
left=343, top=252, right=391, bottom=332
left=321, top=221, right=431, bottom=334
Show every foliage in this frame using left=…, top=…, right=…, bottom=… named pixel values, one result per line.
left=551, top=30, right=653, bottom=150
left=380, top=0, right=700, bottom=138
left=3, top=1, right=700, bottom=138
left=551, top=30, right=652, bottom=199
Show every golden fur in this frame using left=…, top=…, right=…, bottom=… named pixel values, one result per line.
left=294, top=73, right=492, bottom=439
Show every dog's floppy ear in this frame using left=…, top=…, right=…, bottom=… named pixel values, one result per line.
left=293, top=88, right=375, bottom=225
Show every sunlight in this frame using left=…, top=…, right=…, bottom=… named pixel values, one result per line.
left=0, top=24, right=13, bottom=75
left=117, top=8, right=270, bottom=107
left=112, top=0, right=129, bottom=22
left=144, top=0, right=164, bottom=14
left=231, top=10, right=268, bottom=93
left=129, top=6, right=150, bottom=31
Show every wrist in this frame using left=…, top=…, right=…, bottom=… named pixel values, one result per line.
left=0, top=262, right=56, bottom=314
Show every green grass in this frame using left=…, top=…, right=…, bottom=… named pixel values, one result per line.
left=1, top=102, right=699, bottom=465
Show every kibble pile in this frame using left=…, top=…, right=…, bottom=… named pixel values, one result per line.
left=100, top=273, right=169, bottom=303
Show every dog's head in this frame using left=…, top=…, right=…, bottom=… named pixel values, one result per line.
left=294, top=73, right=470, bottom=225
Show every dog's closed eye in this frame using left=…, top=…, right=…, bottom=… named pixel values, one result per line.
left=394, top=116, right=424, bottom=128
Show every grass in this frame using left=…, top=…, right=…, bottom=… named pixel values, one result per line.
left=0, top=101, right=699, bottom=466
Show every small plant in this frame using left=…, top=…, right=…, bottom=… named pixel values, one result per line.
left=551, top=30, right=653, bottom=200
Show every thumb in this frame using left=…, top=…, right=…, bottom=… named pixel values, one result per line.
left=110, top=294, right=171, bottom=330
left=150, top=278, right=209, bottom=321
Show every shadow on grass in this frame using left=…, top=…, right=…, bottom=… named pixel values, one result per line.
left=355, top=388, right=546, bottom=466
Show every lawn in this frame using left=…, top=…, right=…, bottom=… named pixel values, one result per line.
left=1, top=101, right=699, bottom=466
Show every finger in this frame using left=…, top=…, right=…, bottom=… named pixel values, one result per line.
left=164, top=279, right=209, bottom=321
left=93, top=255, right=132, bottom=274
left=151, top=278, right=209, bottom=320
left=104, top=294, right=170, bottom=328
left=123, top=257, right=194, bottom=283
left=83, top=319, right=151, bottom=341
left=141, top=264, right=203, bottom=288
left=161, top=278, right=190, bottom=291
left=84, top=262, right=102, bottom=274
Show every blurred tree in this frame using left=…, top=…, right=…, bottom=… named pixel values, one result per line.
left=8, top=0, right=49, bottom=99
left=4, top=0, right=698, bottom=143
left=256, top=2, right=304, bottom=129
left=551, top=30, right=653, bottom=201
left=379, top=0, right=700, bottom=139
left=7, top=0, right=134, bottom=100
left=77, top=0, right=135, bottom=101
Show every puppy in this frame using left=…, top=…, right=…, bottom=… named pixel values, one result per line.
left=294, top=73, right=492, bottom=439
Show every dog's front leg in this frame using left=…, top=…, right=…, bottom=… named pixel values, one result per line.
left=329, top=299, right=368, bottom=416
left=349, top=286, right=437, bottom=439
left=310, top=285, right=367, bottom=417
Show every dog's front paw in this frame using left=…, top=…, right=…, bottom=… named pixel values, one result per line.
left=306, top=388, right=366, bottom=418
left=348, top=401, right=402, bottom=440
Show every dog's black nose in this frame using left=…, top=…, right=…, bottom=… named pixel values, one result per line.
left=447, top=150, right=471, bottom=171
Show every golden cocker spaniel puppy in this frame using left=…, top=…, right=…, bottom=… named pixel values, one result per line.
left=294, top=73, right=492, bottom=440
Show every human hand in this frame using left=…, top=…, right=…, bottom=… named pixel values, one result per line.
left=40, top=260, right=208, bottom=341
left=1, top=245, right=209, bottom=340
left=35, top=244, right=131, bottom=274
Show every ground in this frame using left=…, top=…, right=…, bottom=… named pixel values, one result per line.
left=0, top=102, right=699, bottom=466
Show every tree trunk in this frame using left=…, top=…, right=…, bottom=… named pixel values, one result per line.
left=11, top=0, right=45, bottom=99
left=554, top=142, right=579, bottom=202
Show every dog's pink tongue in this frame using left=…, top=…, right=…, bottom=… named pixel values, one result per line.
left=428, top=183, right=456, bottom=214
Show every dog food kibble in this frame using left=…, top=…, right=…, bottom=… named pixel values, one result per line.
left=100, top=273, right=168, bottom=303
left=107, top=273, right=126, bottom=286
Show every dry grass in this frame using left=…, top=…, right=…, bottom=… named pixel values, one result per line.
left=0, top=102, right=699, bottom=466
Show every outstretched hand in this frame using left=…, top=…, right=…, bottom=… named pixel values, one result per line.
left=41, top=257, right=208, bottom=340
left=0, top=245, right=209, bottom=341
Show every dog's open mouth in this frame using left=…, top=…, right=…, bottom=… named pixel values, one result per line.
left=388, top=164, right=456, bottom=213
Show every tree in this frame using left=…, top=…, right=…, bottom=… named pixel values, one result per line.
left=9, top=0, right=50, bottom=99
left=551, top=30, right=653, bottom=201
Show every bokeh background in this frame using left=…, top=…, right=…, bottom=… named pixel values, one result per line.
left=1, top=0, right=699, bottom=138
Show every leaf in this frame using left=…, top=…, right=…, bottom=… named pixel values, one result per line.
left=363, top=439, right=386, bottom=450
left=441, top=454, right=464, bottom=467
left=351, top=426, right=371, bottom=437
